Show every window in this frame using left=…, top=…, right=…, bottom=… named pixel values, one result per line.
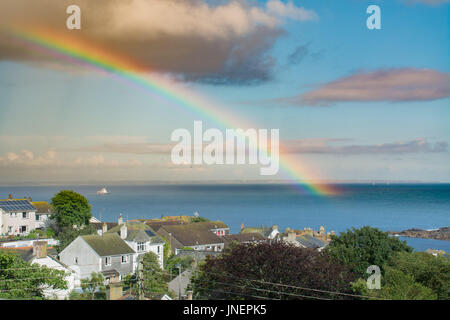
left=105, top=256, right=111, bottom=266
left=157, top=246, right=160, bottom=254
left=19, top=226, right=27, bottom=233
left=75, top=257, right=78, bottom=264
left=137, top=242, right=146, bottom=253
left=7, top=226, right=12, bottom=234
left=35, top=215, right=40, bottom=221
left=22, top=212, right=28, bottom=219
left=121, top=255, right=128, bottom=264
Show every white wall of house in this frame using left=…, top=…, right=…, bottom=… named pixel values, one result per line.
left=35, top=213, right=52, bottom=229
left=30, top=256, right=76, bottom=300
left=0, top=209, right=37, bottom=236
left=59, top=236, right=101, bottom=280
left=126, top=240, right=164, bottom=271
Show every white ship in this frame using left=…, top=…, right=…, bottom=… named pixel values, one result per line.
left=96, top=187, right=110, bottom=195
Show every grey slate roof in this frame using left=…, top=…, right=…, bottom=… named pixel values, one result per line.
left=160, top=222, right=226, bottom=246
left=0, top=199, right=36, bottom=212
left=296, top=234, right=328, bottom=249
left=82, top=233, right=135, bottom=257
left=106, top=222, right=164, bottom=244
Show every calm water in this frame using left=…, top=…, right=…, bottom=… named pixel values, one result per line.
left=1, top=184, right=449, bottom=252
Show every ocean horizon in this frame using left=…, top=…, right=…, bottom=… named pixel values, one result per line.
left=1, top=183, right=449, bottom=252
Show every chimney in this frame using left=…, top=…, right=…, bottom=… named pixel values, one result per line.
left=240, top=223, right=245, bottom=230
left=8, top=194, right=12, bottom=199
left=287, top=232, right=296, bottom=243
left=102, top=223, right=108, bottom=235
left=33, top=241, right=48, bottom=259
left=187, top=291, right=193, bottom=300
left=118, top=215, right=123, bottom=225
left=272, top=225, right=278, bottom=231
left=120, top=224, right=127, bottom=239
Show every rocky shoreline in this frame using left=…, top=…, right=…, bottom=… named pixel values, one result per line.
left=388, top=227, right=450, bottom=241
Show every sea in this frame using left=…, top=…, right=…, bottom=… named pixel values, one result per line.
left=1, top=183, right=449, bottom=252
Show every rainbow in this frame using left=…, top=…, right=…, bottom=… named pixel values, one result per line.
left=9, top=27, right=339, bottom=196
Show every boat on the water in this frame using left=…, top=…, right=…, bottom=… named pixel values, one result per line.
left=96, top=187, right=110, bottom=195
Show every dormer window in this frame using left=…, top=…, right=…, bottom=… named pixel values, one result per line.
left=137, top=242, right=146, bottom=253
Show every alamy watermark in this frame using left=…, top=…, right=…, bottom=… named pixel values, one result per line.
left=366, top=265, right=381, bottom=290
left=171, top=121, right=280, bottom=176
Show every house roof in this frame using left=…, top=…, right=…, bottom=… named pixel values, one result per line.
left=0, top=246, right=57, bottom=262
left=295, top=235, right=328, bottom=249
left=222, top=233, right=265, bottom=244
left=81, top=233, right=135, bottom=256
left=31, top=201, right=53, bottom=214
left=0, top=247, right=35, bottom=262
left=241, top=227, right=276, bottom=238
left=106, top=222, right=164, bottom=244
left=91, top=222, right=118, bottom=231
left=0, top=199, right=36, bottom=213
left=144, top=220, right=184, bottom=232
left=168, top=269, right=192, bottom=297
left=160, top=222, right=226, bottom=246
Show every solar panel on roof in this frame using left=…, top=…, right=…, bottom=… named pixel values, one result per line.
left=0, top=200, right=36, bottom=212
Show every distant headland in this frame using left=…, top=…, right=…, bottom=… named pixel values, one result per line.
left=388, top=227, right=450, bottom=241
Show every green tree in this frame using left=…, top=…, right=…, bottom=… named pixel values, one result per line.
left=353, top=267, right=437, bottom=300
left=191, top=242, right=358, bottom=300
left=51, top=190, right=92, bottom=230
left=166, top=255, right=194, bottom=277
left=0, top=251, right=67, bottom=299
left=141, top=252, right=168, bottom=298
left=326, top=226, right=412, bottom=276
left=55, top=224, right=97, bottom=253
left=80, top=272, right=106, bottom=300
left=159, top=236, right=172, bottom=268
left=385, top=251, right=449, bottom=299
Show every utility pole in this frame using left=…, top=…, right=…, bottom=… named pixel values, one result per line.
left=176, top=263, right=182, bottom=300
left=138, top=255, right=144, bottom=300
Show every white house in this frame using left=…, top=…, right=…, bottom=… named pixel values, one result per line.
left=28, top=241, right=76, bottom=300
left=0, top=198, right=37, bottom=236
left=32, top=201, right=53, bottom=230
left=59, top=233, right=135, bottom=283
left=105, top=218, right=165, bottom=270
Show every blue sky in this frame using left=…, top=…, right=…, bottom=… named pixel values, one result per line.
left=0, top=0, right=448, bottom=184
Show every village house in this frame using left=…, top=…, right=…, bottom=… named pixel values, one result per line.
left=0, top=241, right=75, bottom=300
left=105, top=216, right=165, bottom=270
left=156, top=221, right=229, bottom=255
left=59, top=233, right=135, bottom=283
left=0, top=198, right=38, bottom=236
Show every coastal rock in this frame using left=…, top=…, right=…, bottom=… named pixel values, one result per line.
left=388, top=227, right=450, bottom=241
